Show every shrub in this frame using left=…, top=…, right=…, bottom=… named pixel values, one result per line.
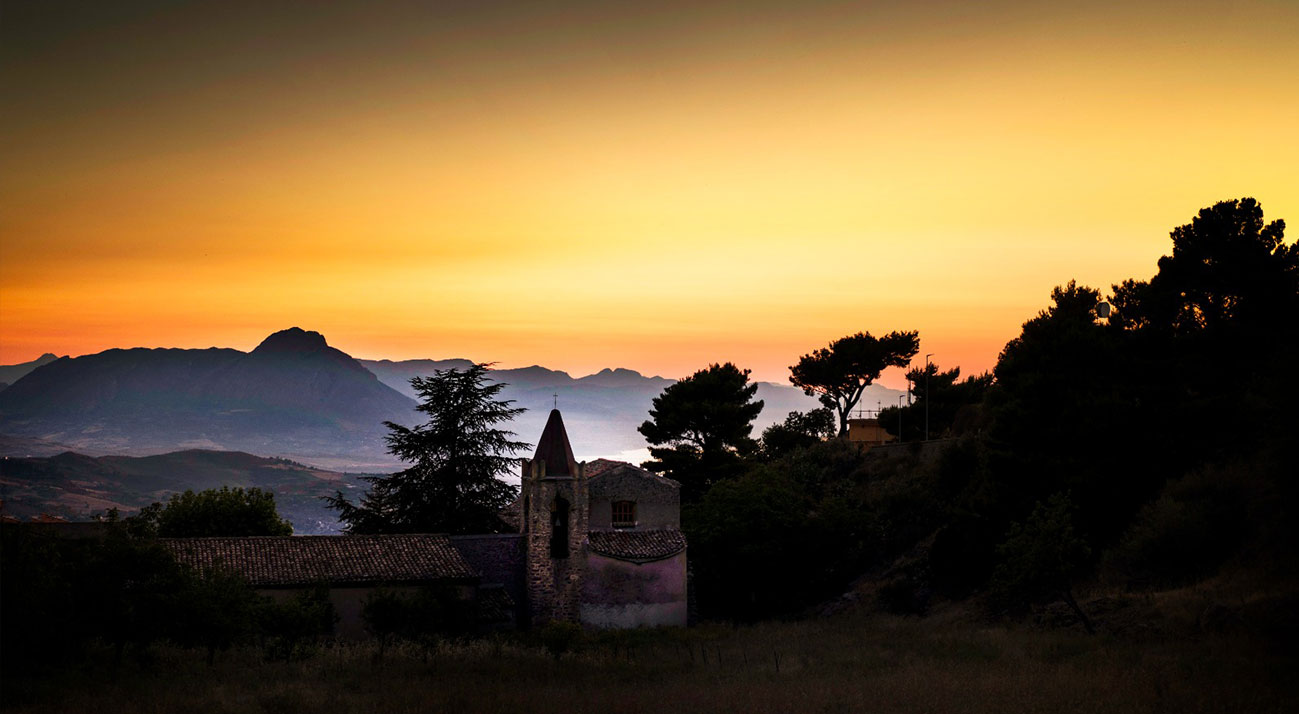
left=1105, top=465, right=1249, bottom=589
left=362, top=585, right=476, bottom=653
left=257, top=587, right=337, bottom=661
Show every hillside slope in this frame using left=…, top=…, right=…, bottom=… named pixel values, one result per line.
left=0, top=449, right=366, bottom=534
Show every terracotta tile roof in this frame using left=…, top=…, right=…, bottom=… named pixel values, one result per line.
left=588, top=461, right=681, bottom=488
left=587, top=529, right=686, bottom=563
left=161, top=534, right=478, bottom=587
left=583, top=458, right=627, bottom=478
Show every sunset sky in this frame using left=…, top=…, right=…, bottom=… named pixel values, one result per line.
left=2, top=0, right=1296, bottom=388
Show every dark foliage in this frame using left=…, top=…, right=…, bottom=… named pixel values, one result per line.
left=686, top=439, right=947, bottom=620
left=362, top=585, right=476, bottom=655
left=326, top=363, right=527, bottom=534
left=0, top=523, right=336, bottom=670
left=790, top=331, right=920, bottom=437
left=1104, top=462, right=1257, bottom=590
left=638, top=363, right=764, bottom=502
left=127, top=486, right=294, bottom=537
left=759, top=407, right=836, bottom=460
left=924, top=198, right=1298, bottom=600
left=257, top=587, right=337, bottom=661
left=878, top=363, right=992, bottom=441
left=990, top=494, right=1093, bottom=631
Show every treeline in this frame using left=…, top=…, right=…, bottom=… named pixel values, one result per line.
left=0, top=488, right=481, bottom=669
left=0, top=523, right=334, bottom=669
left=645, top=198, right=1298, bottom=622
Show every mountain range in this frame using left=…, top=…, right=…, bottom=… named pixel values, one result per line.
left=0, top=328, right=904, bottom=469
left=0, top=352, right=62, bottom=386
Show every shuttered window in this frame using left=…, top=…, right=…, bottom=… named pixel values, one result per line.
left=611, top=501, right=636, bottom=528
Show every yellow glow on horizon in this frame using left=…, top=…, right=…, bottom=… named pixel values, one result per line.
left=2, top=1, right=1296, bottom=387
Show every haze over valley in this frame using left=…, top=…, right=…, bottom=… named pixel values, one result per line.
left=0, top=327, right=901, bottom=528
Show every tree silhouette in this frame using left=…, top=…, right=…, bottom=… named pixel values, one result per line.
left=326, top=363, right=527, bottom=534
left=789, top=331, right=920, bottom=436
left=992, top=493, right=1094, bottom=633
left=1111, top=197, right=1296, bottom=336
left=638, top=362, right=763, bottom=502
left=878, top=362, right=992, bottom=440
left=128, top=487, right=294, bottom=537
left=760, top=408, right=836, bottom=459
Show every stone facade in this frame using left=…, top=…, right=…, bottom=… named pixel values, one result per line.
left=588, top=464, right=680, bottom=530
left=519, top=409, right=589, bottom=625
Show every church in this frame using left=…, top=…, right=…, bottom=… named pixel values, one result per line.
left=164, top=409, right=688, bottom=635
left=514, top=408, right=688, bottom=628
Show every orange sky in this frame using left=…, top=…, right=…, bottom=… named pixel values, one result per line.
left=2, top=0, right=1296, bottom=388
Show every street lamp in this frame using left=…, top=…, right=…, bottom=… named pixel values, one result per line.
left=924, top=353, right=933, bottom=441
left=897, top=394, right=905, bottom=442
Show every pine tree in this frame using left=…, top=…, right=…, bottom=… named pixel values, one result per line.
left=326, top=363, right=528, bottom=534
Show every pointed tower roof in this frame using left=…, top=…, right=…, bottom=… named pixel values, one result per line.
left=532, top=409, right=579, bottom=477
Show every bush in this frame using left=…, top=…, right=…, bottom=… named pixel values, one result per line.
left=1105, top=465, right=1249, bottom=589
left=362, top=585, right=476, bottom=652
left=257, top=587, right=337, bottom=661
left=990, top=493, right=1093, bottom=631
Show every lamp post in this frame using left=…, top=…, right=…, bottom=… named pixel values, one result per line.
left=897, top=394, right=905, bottom=442
left=924, top=353, right=933, bottom=441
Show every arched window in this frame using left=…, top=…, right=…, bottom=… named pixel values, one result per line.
left=550, top=497, right=570, bottom=558
left=611, top=500, right=636, bottom=528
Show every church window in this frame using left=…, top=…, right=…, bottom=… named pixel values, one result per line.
left=612, top=500, right=636, bottom=528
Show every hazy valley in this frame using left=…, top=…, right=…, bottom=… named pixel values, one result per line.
left=0, top=328, right=901, bottom=529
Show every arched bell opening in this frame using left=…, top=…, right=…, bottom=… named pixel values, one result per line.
left=550, top=496, right=570, bottom=558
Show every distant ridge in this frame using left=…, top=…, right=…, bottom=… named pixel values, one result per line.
left=0, top=329, right=415, bottom=469
left=358, top=360, right=902, bottom=460
left=0, top=332, right=905, bottom=469
left=0, top=352, right=62, bottom=386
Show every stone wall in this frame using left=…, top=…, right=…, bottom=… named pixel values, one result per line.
left=588, top=467, right=679, bottom=530
left=522, top=461, right=589, bottom=625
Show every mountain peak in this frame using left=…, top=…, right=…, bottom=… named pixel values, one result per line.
left=252, top=327, right=329, bottom=354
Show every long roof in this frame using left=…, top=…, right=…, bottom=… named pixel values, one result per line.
left=161, top=534, right=478, bottom=587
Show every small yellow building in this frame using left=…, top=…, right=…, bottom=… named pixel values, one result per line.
left=847, top=418, right=894, bottom=447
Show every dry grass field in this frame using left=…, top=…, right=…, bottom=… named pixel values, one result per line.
left=4, top=589, right=1295, bottom=714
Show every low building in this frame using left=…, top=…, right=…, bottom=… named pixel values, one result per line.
left=847, top=417, right=895, bottom=447
left=162, top=533, right=482, bottom=638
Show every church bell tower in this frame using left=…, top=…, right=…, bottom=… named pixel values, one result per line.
left=520, top=409, right=588, bottom=625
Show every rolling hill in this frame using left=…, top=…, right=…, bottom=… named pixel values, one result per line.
left=0, top=449, right=368, bottom=534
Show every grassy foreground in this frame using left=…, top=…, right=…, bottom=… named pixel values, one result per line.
left=4, top=602, right=1295, bottom=714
